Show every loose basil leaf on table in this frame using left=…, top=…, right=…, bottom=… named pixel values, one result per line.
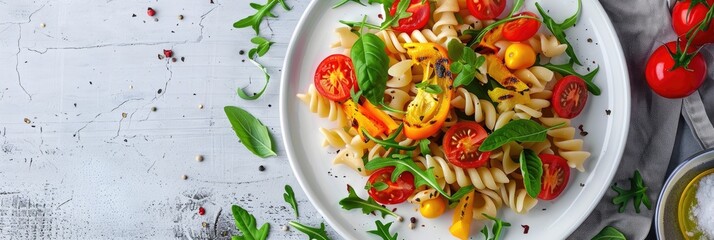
left=351, top=32, right=390, bottom=106
left=479, top=119, right=565, bottom=151
left=224, top=106, right=277, bottom=157
left=520, top=149, right=543, bottom=198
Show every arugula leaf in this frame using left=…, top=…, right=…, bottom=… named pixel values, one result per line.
left=248, top=36, right=274, bottom=59
left=289, top=221, right=331, bottom=240
left=419, top=139, right=431, bottom=155
left=447, top=39, right=486, bottom=87
left=415, top=81, right=444, bottom=94
left=283, top=185, right=299, bottom=217
left=334, top=0, right=384, bottom=8
left=540, top=61, right=601, bottom=95
left=365, top=155, right=476, bottom=201
left=351, top=33, right=390, bottom=106
left=380, top=0, right=410, bottom=30
left=339, top=20, right=382, bottom=30
left=507, top=0, right=525, bottom=18
left=519, top=149, right=543, bottom=198
left=362, top=124, right=417, bottom=151
left=233, top=0, right=291, bottom=35
left=237, top=59, right=271, bottom=100
left=368, top=220, right=398, bottom=240
left=339, top=185, right=400, bottom=218
left=372, top=182, right=389, bottom=191
left=535, top=0, right=582, bottom=65
left=482, top=214, right=511, bottom=240
left=470, top=15, right=533, bottom=47
left=224, top=106, right=276, bottom=158
left=231, top=205, right=270, bottom=240
left=611, top=170, right=651, bottom=213
left=592, top=226, right=627, bottom=240
left=480, top=225, right=490, bottom=240
left=479, top=119, right=565, bottom=151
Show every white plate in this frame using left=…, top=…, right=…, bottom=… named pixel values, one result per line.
left=280, top=1, right=630, bottom=239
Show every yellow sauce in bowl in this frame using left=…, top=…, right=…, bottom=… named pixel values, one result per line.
left=679, top=168, right=714, bottom=239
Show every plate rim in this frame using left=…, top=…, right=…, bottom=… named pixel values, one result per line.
left=279, top=0, right=631, bottom=238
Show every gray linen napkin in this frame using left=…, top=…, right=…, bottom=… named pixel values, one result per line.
left=570, top=1, right=684, bottom=239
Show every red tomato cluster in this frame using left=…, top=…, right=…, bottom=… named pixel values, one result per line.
left=644, top=0, right=713, bottom=98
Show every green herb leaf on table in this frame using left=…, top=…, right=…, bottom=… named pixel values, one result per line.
left=233, top=0, right=291, bottom=35
left=368, top=220, right=398, bottom=240
left=289, top=221, right=331, bottom=240
left=351, top=33, right=390, bottom=106
left=231, top=205, right=270, bottom=240
left=519, top=149, right=543, bottom=198
left=592, top=226, right=627, bottom=240
left=481, top=213, right=512, bottom=240
left=237, top=59, right=272, bottom=100
left=611, top=170, right=652, bottom=213
left=535, top=0, right=583, bottom=65
left=479, top=119, right=565, bottom=152
left=339, top=185, right=401, bottom=218
left=365, top=155, right=476, bottom=202
left=283, top=185, right=299, bottom=217
left=248, top=36, right=274, bottom=59
left=224, top=106, right=277, bottom=158
left=540, top=60, right=601, bottom=95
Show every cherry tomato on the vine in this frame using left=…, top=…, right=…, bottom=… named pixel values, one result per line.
left=672, top=0, right=714, bottom=46
left=645, top=41, right=707, bottom=99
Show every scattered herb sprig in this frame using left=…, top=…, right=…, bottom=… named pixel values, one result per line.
left=611, top=170, right=651, bottom=213
left=365, top=155, right=475, bottom=202
left=480, top=214, right=512, bottom=240
left=283, top=185, right=299, bottom=217
left=368, top=220, right=398, bottom=240
left=231, top=205, right=270, bottom=240
left=248, top=36, right=274, bottom=59
left=224, top=106, right=277, bottom=158
left=520, top=149, right=543, bottom=198
left=479, top=119, right=565, bottom=152
left=289, top=221, right=331, bottom=240
left=238, top=37, right=275, bottom=100
left=339, top=185, right=401, bottom=218
left=592, top=226, right=627, bottom=240
left=448, top=39, right=486, bottom=87
left=535, top=0, right=583, bottom=65
left=233, top=0, right=291, bottom=35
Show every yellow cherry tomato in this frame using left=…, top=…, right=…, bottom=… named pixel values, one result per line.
left=419, top=197, right=447, bottom=219
left=504, top=43, right=536, bottom=70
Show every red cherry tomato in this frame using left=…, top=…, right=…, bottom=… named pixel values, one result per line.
left=645, top=41, right=707, bottom=98
left=314, top=54, right=358, bottom=102
left=552, top=76, right=589, bottom=119
left=443, top=121, right=491, bottom=169
left=502, top=12, right=541, bottom=42
left=389, top=0, right=431, bottom=33
left=466, top=0, right=507, bottom=20
left=538, top=154, right=570, bottom=200
left=367, top=167, right=415, bottom=204
left=672, top=0, right=714, bottom=47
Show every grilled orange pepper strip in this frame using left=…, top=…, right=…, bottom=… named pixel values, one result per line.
left=362, top=100, right=399, bottom=134
left=403, top=43, right=453, bottom=140
left=475, top=25, right=503, bottom=55
left=342, top=99, right=387, bottom=138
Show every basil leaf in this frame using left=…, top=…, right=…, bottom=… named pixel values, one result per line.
left=450, top=61, right=464, bottom=73
left=479, top=119, right=564, bottom=151
left=231, top=205, right=270, bottom=240
left=453, top=67, right=475, bottom=87
left=541, top=61, right=600, bottom=95
left=351, top=33, right=389, bottom=106
left=289, top=221, right=331, bottom=240
left=592, top=226, right=626, bottom=240
left=224, top=106, right=277, bottom=158
left=519, top=149, right=543, bottom=198
left=447, top=39, right=464, bottom=61
left=535, top=2, right=581, bottom=65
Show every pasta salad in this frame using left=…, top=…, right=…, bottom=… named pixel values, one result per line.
left=296, top=0, right=599, bottom=238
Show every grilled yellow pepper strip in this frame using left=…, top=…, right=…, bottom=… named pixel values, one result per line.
left=449, top=190, right=475, bottom=240
left=486, top=55, right=529, bottom=92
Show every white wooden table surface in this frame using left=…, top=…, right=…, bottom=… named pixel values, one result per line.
left=0, top=0, right=331, bottom=239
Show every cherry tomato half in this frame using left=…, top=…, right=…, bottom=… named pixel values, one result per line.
left=367, top=167, right=415, bottom=204
left=672, top=0, right=714, bottom=47
left=389, top=0, right=431, bottom=33
left=538, top=154, right=570, bottom=200
left=314, top=54, right=358, bottom=102
left=552, top=76, right=588, bottom=119
left=502, top=12, right=541, bottom=42
left=466, top=0, right=506, bottom=20
left=443, top=121, right=491, bottom=168
left=645, top=41, right=707, bottom=98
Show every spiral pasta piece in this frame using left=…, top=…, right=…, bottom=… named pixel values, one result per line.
left=514, top=66, right=555, bottom=94
left=541, top=117, right=591, bottom=172
left=528, top=33, right=568, bottom=58
left=472, top=189, right=501, bottom=220
left=384, top=88, right=411, bottom=119
left=426, top=154, right=509, bottom=190
left=432, top=0, right=460, bottom=46
left=451, top=88, right=498, bottom=130
left=498, top=181, right=538, bottom=214
left=297, top=84, right=348, bottom=126
left=331, top=26, right=359, bottom=49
